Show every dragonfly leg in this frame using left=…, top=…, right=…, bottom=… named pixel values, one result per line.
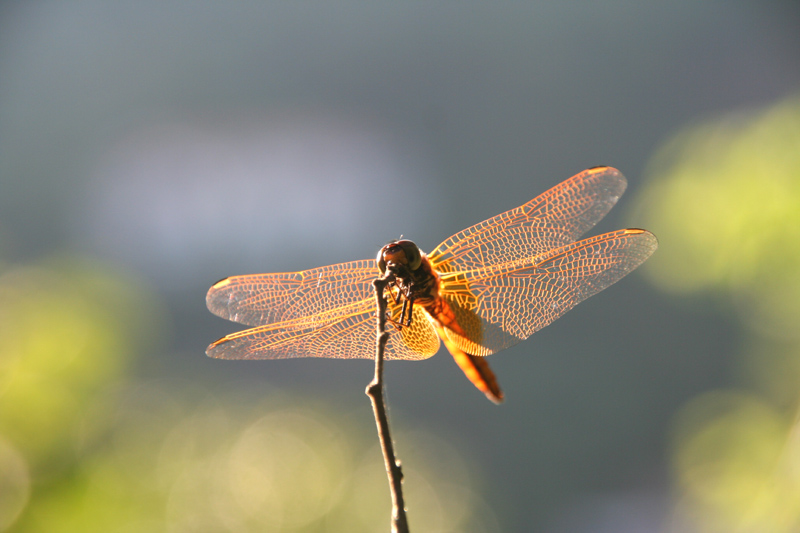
left=384, top=283, right=415, bottom=330
left=400, top=296, right=414, bottom=327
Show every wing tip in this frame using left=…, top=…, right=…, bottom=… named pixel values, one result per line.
left=624, top=228, right=659, bottom=247
left=579, top=166, right=627, bottom=196
left=206, top=277, right=234, bottom=316
left=207, top=277, right=231, bottom=299
left=585, top=165, right=620, bottom=176
left=206, top=336, right=232, bottom=358
left=210, top=277, right=232, bottom=290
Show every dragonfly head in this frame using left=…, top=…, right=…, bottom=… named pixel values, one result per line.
left=376, top=239, right=423, bottom=275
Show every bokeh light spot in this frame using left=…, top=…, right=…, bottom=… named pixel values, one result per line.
left=631, top=94, right=800, bottom=339
left=671, top=391, right=800, bottom=532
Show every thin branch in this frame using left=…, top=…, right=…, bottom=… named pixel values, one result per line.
left=366, top=274, right=410, bottom=533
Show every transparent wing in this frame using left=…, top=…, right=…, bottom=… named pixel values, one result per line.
left=206, top=260, right=379, bottom=327
left=207, top=300, right=439, bottom=361
left=428, top=167, right=627, bottom=273
left=439, top=229, right=658, bottom=355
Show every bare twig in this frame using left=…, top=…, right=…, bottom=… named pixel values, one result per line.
left=366, top=274, right=410, bottom=533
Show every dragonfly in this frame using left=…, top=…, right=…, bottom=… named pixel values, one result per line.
left=206, top=166, right=657, bottom=403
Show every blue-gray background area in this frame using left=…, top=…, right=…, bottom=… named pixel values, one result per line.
left=1, top=2, right=797, bottom=532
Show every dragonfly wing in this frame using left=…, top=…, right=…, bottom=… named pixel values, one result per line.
left=207, top=295, right=439, bottom=361
left=429, top=167, right=627, bottom=272
left=439, top=229, right=658, bottom=355
left=206, top=260, right=379, bottom=327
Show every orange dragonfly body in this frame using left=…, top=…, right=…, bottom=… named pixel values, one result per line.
left=206, top=166, right=657, bottom=403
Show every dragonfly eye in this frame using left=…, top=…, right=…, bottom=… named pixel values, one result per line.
left=376, top=246, right=388, bottom=273
left=396, top=240, right=422, bottom=270
left=376, top=240, right=422, bottom=273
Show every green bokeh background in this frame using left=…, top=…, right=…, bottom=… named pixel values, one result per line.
left=1, top=3, right=799, bottom=532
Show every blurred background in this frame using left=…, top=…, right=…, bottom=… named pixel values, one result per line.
left=1, top=2, right=799, bottom=532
